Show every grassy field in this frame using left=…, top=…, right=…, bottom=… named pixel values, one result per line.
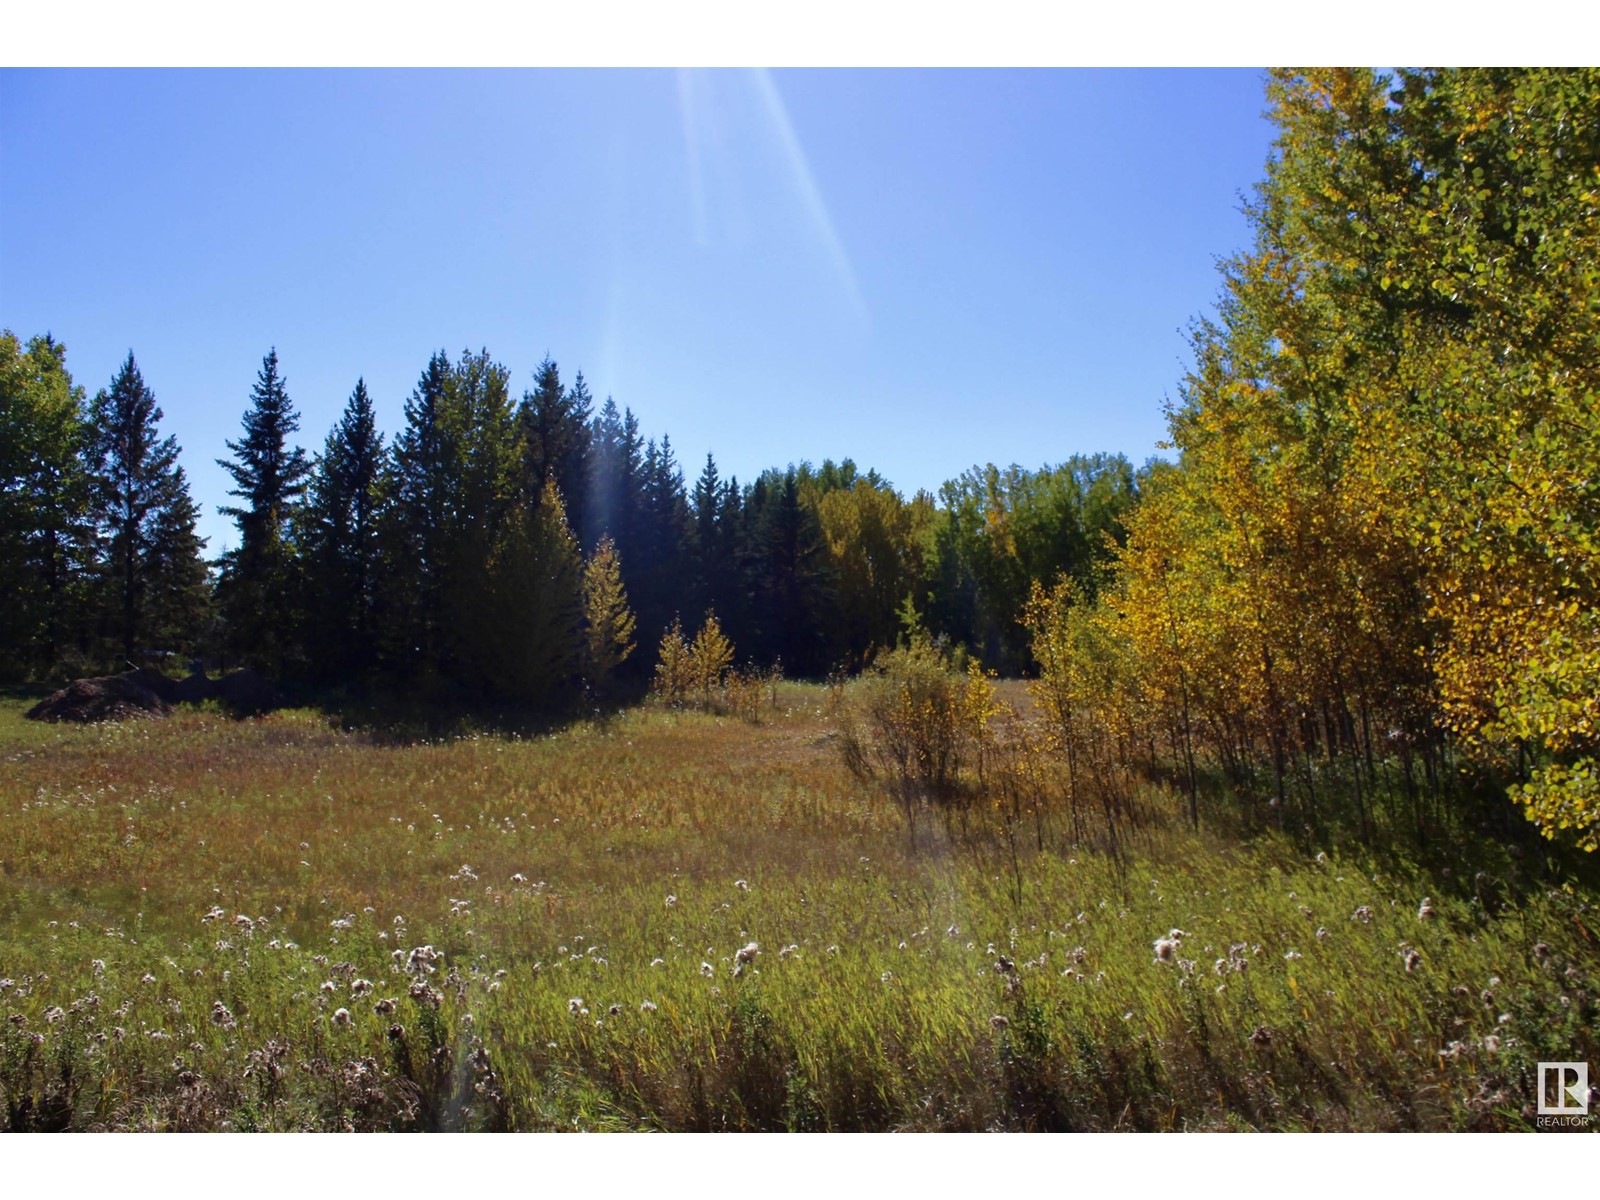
left=1, top=684, right=1596, bottom=1131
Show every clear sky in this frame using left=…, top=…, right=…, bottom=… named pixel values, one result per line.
left=1, top=69, right=1275, bottom=553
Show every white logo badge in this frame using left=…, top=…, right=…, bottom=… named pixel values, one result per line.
left=1537, top=1062, right=1589, bottom=1116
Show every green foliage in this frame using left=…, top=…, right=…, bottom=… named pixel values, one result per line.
left=0, top=332, right=94, bottom=679
left=215, top=349, right=312, bottom=675
left=5, top=696, right=1590, bottom=1130
left=298, top=379, right=386, bottom=682
left=87, top=352, right=209, bottom=661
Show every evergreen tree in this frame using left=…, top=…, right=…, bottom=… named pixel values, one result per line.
left=635, top=434, right=691, bottom=654
left=0, top=331, right=94, bottom=677
left=581, top=534, right=637, bottom=696
left=749, top=468, right=830, bottom=673
left=518, top=357, right=592, bottom=534
left=480, top=479, right=582, bottom=708
left=301, top=378, right=386, bottom=681
left=87, top=352, right=209, bottom=662
left=380, top=350, right=455, bottom=680
left=215, top=348, right=312, bottom=674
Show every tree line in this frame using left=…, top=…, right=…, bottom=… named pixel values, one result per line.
left=7, top=68, right=1589, bottom=852
left=0, top=337, right=1139, bottom=701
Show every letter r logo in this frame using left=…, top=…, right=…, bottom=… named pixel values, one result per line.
left=1538, top=1062, right=1589, bottom=1115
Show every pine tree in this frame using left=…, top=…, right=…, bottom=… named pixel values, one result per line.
left=518, top=357, right=592, bottom=535
left=87, top=352, right=209, bottom=663
left=300, top=378, right=386, bottom=681
left=215, top=348, right=312, bottom=674
left=581, top=534, right=637, bottom=696
left=481, top=479, right=582, bottom=708
left=380, top=350, right=455, bottom=680
left=0, top=331, right=94, bottom=677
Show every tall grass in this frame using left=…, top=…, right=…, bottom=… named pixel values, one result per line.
left=0, top=687, right=1594, bottom=1130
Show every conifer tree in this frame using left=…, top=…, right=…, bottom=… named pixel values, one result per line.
left=581, top=534, right=637, bottom=695
left=518, top=357, right=592, bottom=534
left=688, top=611, right=735, bottom=707
left=216, top=348, right=312, bottom=674
left=88, top=352, right=208, bottom=662
left=480, top=479, right=582, bottom=707
left=301, top=378, right=386, bottom=681
left=651, top=617, right=692, bottom=706
left=380, top=350, right=455, bottom=680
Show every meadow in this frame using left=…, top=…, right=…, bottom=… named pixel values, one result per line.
left=1, top=684, right=1596, bottom=1132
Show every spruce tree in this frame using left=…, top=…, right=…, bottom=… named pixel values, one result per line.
left=518, top=357, right=592, bottom=533
left=481, top=479, right=582, bottom=708
left=215, top=348, right=312, bottom=675
left=87, top=352, right=209, bottom=663
left=301, top=378, right=386, bottom=681
left=380, top=350, right=455, bottom=680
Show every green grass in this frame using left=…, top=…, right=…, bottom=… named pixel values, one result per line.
left=0, top=686, right=1595, bottom=1130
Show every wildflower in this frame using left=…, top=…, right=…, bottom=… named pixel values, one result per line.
left=1417, top=898, right=1436, bottom=921
left=1249, top=1026, right=1272, bottom=1048
left=1284, top=950, right=1303, bottom=961
left=408, top=981, right=442, bottom=1009
left=1403, top=949, right=1422, bottom=974
left=650, top=958, right=665, bottom=967
left=233, top=914, right=254, bottom=932
left=44, top=1006, right=66, bottom=1025
left=511, top=872, right=527, bottom=884
left=1315, top=927, right=1330, bottom=941
left=210, top=1001, right=236, bottom=1030
left=406, top=945, right=442, bottom=975
left=994, top=955, right=1016, bottom=974
left=331, top=1007, right=352, bottom=1027
left=1152, top=938, right=1178, bottom=964
left=1072, top=946, right=1088, bottom=965
left=946, top=925, right=959, bottom=939
left=1482, top=1035, right=1500, bottom=1055
left=1533, top=942, right=1552, bottom=964
left=880, top=971, right=893, bottom=983
left=351, top=979, right=374, bottom=996
left=374, top=998, right=396, bottom=1015
left=1439, top=1040, right=1464, bottom=1062
left=141, top=973, right=157, bottom=985
left=608, top=1004, right=623, bottom=1017
left=640, top=1000, right=658, bottom=1013
left=700, top=962, right=715, bottom=977
left=989, top=1015, right=1009, bottom=1029
left=320, top=981, right=338, bottom=995
left=734, top=879, right=749, bottom=892
left=1351, top=906, right=1374, bottom=923
left=665, top=895, right=678, bottom=908
left=1315, top=852, right=1328, bottom=865
left=778, top=944, right=800, bottom=960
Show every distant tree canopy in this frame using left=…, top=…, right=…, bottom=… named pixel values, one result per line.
left=4, top=68, right=1595, bottom=853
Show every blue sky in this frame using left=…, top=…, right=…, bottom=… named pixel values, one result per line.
left=1, top=69, right=1275, bottom=553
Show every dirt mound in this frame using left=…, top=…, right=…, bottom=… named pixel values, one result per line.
left=26, top=673, right=172, bottom=723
